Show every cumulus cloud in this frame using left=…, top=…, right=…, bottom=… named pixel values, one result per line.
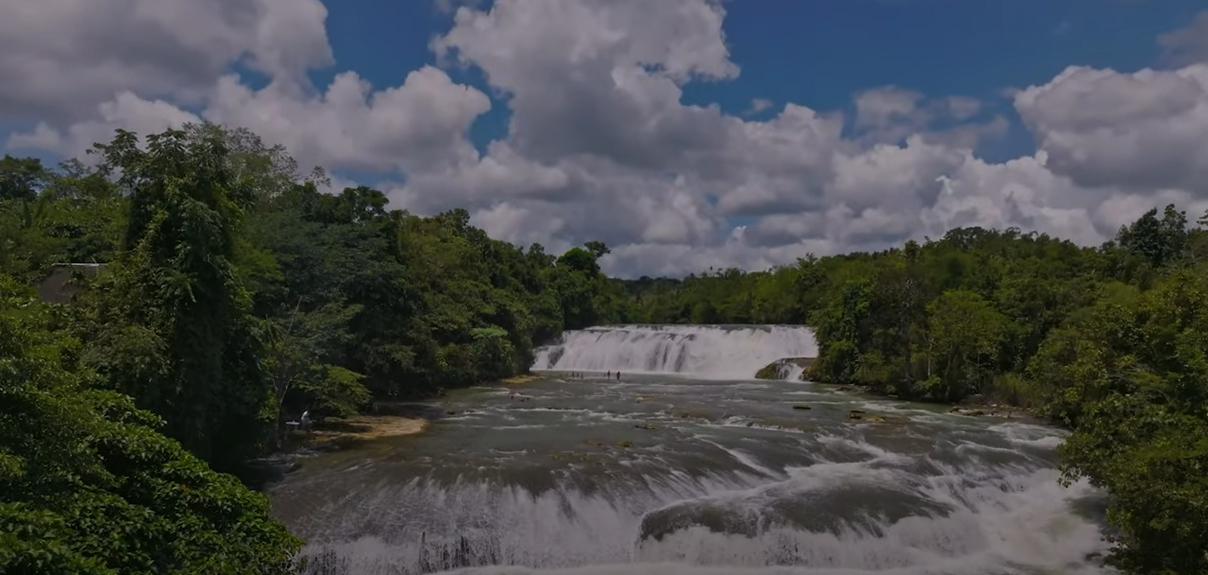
left=1014, top=64, right=1208, bottom=195
left=4, top=0, right=1208, bottom=277
left=0, top=0, right=332, bottom=123
left=204, top=67, right=491, bottom=175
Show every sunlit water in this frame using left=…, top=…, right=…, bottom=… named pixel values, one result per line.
left=269, top=374, right=1111, bottom=575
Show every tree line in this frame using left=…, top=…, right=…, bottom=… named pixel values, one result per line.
left=619, top=207, right=1208, bottom=573
left=3, top=124, right=1205, bottom=573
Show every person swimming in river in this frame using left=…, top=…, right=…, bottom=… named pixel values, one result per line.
left=616, top=371, right=621, bottom=380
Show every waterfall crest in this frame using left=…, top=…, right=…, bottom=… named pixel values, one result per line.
left=531, top=324, right=817, bottom=379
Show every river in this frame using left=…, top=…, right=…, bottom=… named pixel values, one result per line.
left=268, top=326, right=1111, bottom=575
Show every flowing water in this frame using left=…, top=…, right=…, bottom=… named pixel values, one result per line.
left=270, top=326, right=1111, bottom=575
left=531, top=325, right=819, bottom=380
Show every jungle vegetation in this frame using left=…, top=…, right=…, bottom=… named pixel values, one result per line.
left=2, top=125, right=1204, bottom=573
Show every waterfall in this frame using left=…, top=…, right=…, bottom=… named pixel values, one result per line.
left=530, top=324, right=817, bottom=380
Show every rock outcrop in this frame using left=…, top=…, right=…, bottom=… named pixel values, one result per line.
left=754, top=357, right=815, bottom=380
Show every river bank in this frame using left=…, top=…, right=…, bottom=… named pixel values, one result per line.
left=799, top=378, right=1040, bottom=422
left=305, top=414, right=428, bottom=448
left=284, top=373, right=548, bottom=454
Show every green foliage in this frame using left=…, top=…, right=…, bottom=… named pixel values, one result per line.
left=0, top=275, right=301, bottom=574
left=1116, top=205, right=1188, bottom=269
left=0, top=157, right=124, bottom=280
left=1049, top=270, right=1208, bottom=574
left=73, top=128, right=272, bottom=473
left=0, top=155, right=50, bottom=201
left=923, top=290, right=1007, bottom=401
left=262, top=300, right=368, bottom=445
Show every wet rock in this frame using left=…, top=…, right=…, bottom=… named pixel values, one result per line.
left=640, top=502, right=759, bottom=541
left=755, top=357, right=815, bottom=380
left=634, top=423, right=659, bottom=431
left=949, top=406, right=995, bottom=417
left=617, top=440, right=634, bottom=448
left=671, top=408, right=710, bottom=420
left=446, top=410, right=457, bottom=416
left=791, top=404, right=811, bottom=411
left=846, top=409, right=900, bottom=424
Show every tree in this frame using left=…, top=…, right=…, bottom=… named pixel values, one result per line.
left=0, top=155, right=50, bottom=201
left=0, top=275, right=301, bottom=574
left=263, top=299, right=368, bottom=445
left=584, top=240, right=610, bottom=259
left=1055, top=270, right=1208, bottom=574
left=1116, top=204, right=1187, bottom=269
left=922, top=290, right=1007, bottom=401
left=78, top=128, right=272, bottom=472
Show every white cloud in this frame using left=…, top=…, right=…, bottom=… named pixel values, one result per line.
left=204, top=66, right=491, bottom=175
left=1014, top=64, right=1208, bottom=195
left=0, top=0, right=332, bottom=123
left=4, top=0, right=1208, bottom=277
left=7, top=92, right=202, bottom=154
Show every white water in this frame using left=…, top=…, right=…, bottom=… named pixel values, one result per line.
left=777, top=363, right=806, bottom=381
left=299, top=430, right=1107, bottom=575
left=281, top=352, right=1110, bottom=575
left=531, top=325, right=818, bottom=380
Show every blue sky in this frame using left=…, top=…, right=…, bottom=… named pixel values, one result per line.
left=315, top=0, right=1205, bottom=163
left=3, top=0, right=1208, bottom=276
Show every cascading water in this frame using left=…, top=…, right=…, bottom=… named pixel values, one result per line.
left=530, top=325, right=818, bottom=380
left=776, top=362, right=805, bottom=381
left=271, top=371, right=1111, bottom=575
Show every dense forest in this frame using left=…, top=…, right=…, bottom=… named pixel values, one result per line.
left=2, top=124, right=1206, bottom=574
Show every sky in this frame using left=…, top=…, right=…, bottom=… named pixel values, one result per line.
left=3, top=0, right=1208, bottom=278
